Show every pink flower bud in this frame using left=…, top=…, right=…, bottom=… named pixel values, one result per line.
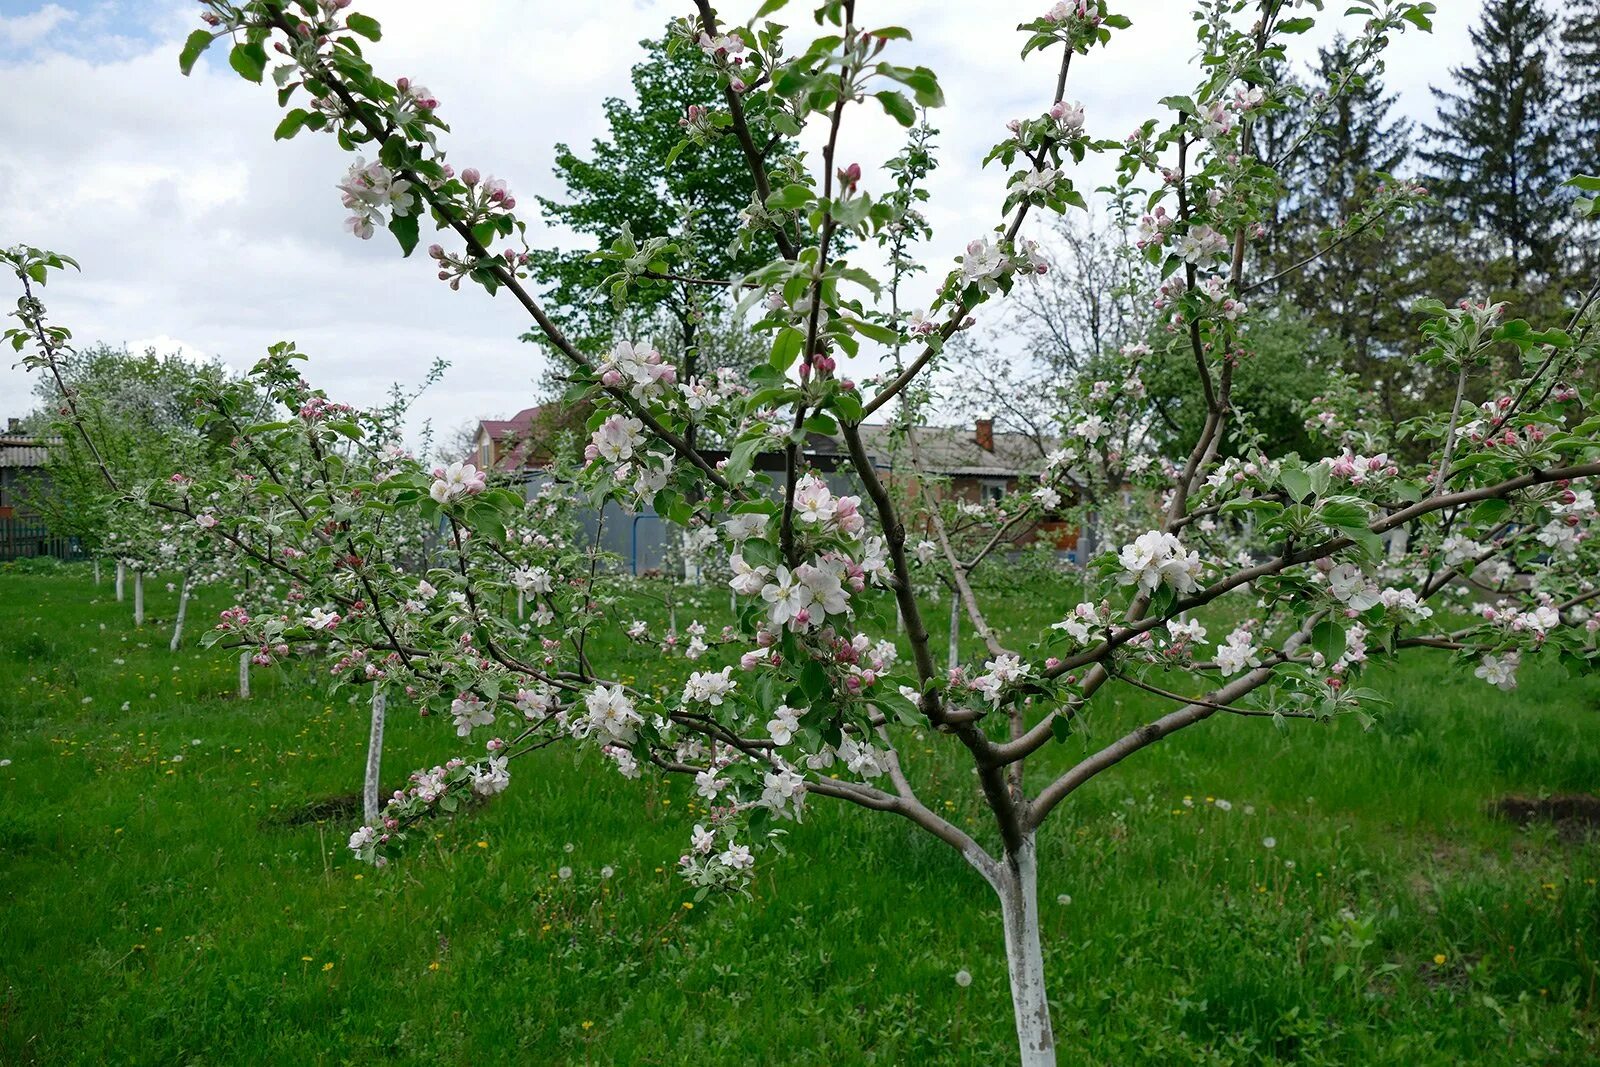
left=462, top=168, right=480, bottom=187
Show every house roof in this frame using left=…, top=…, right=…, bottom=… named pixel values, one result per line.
left=846, top=423, right=1054, bottom=478
left=478, top=406, right=544, bottom=440
left=0, top=435, right=56, bottom=469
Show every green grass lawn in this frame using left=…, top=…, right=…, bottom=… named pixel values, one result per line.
left=2, top=567, right=1598, bottom=1065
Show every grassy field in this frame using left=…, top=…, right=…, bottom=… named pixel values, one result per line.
left=2, top=566, right=1599, bottom=1065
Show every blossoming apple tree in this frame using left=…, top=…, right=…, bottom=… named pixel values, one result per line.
left=11, top=0, right=1600, bottom=1061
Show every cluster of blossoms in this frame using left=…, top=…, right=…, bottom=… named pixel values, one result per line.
left=1214, top=627, right=1261, bottom=676
left=598, top=340, right=678, bottom=401
left=1479, top=599, right=1562, bottom=643
left=959, top=237, right=1010, bottom=292
left=347, top=749, right=512, bottom=864
left=1326, top=451, right=1399, bottom=486
left=969, top=653, right=1032, bottom=706
left=337, top=157, right=415, bottom=240
left=428, top=461, right=487, bottom=503
left=1052, top=600, right=1107, bottom=646
left=1117, top=531, right=1202, bottom=596
left=584, top=414, right=676, bottom=504
left=1042, top=1, right=1101, bottom=28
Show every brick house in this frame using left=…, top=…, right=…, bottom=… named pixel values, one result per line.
left=470, top=404, right=591, bottom=473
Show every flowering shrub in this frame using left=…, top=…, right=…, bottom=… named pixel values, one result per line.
left=9, top=0, right=1600, bottom=1062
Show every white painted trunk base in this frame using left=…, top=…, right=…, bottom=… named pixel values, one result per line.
left=115, top=561, right=125, bottom=602
left=364, top=687, right=387, bottom=824
left=997, top=836, right=1056, bottom=1066
left=133, top=572, right=144, bottom=626
left=169, top=573, right=191, bottom=652
left=238, top=651, right=251, bottom=700
left=948, top=588, right=961, bottom=670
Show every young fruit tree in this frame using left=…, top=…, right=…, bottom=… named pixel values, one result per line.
left=11, top=0, right=1600, bottom=1061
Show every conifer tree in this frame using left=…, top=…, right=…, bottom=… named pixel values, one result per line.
left=1422, top=0, right=1566, bottom=285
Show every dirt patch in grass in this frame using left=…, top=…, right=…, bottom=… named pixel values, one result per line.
left=1491, top=793, right=1600, bottom=841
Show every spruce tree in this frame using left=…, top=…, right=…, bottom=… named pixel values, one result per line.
left=1562, top=0, right=1600, bottom=155
left=1422, top=0, right=1566, bottom=285
left=1560, top=1, right=1600, bottom=279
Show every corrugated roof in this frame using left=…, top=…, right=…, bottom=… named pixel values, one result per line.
left=851, top=423, right=1055, bottom=477
left=0, top=436, right=56, bottom=468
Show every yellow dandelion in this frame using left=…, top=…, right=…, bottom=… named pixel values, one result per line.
left=1433, top=954, right=1447, bottom=965
left=322, top=961, right=334, bottom=972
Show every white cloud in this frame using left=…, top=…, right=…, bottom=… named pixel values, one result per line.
left=0, top=3, right=72, bottom=49
left=0, top=1, right=1480, bottom=446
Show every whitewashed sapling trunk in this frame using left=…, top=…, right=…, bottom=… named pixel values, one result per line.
left=133, top=571, right=144, bottom=627
left=94, top=559, right=100, bottom=585
left=995, top=835, right=1054, bottom=1066
left=238, top=650, right=251, bottom=700
left=364, top=686, right=386, bottom=824
left=115, top=560, right=125, bottom=602
left=169, top=570, right=192, bottom=652
left=948, top=587, right=961, bottom=670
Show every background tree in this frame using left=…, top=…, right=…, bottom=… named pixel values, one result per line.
left=23, top=343, right=252, bottom=555
left=1422, top=0, right=1567, bottom=291
left=528, top=29, right=790, bottom=402
left=1259, top=38, right=1457, bottom=425
left=1559, top=1, right=1600, bottom=279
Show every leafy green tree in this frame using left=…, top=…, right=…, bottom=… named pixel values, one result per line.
left=24, top=343, right=255, bottom=549
left=1140, top=301, right=1345, bottom=460
left=528, top=29, right=790, bottom=397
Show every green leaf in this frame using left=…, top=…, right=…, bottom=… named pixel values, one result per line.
left=850, top=318, right=901, bottom=345
left=1278, top=16, right=1316, bottom=33
left=800, top=661, right=828, bottom=699
left=388, top=213, right=420, bottom=257
left=1050, top=713, right=1073, bottom=743
left=179, top=29, right=213, bottom=76
left=228, top=42, right=268, bottom=84
left=754, top=0, right=791, bottom=15
left=768, top=184, right=814, bottom=211
left=875, top=90, right=917, bottom=127
left=769, top=327, right=805, bottom=372
left=273, top=109, right=309, bottom=141
left=832, top=390, right=863, bottom=424
left=1278, top=466, right=1312, bottom=503
left=1312, top=619, right=1347, bottom=664
left=803, top=412, right=839, bottom=436
left=346, top=13, right=383, bottom=41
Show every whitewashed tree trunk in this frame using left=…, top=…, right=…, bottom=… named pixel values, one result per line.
left=948, top=588, right=961, bottom=670
left=996, top=835, right=1055, bottom=1066
left=94, top=559, right=101, bottom=585
left=133, top=571, right=144, bottom=627
left=1387, top=524, right=1410, bottom=561
left=364, top=686, right=387, bottom=824
left=169, top=571, right=192, bottom=652
left=238, top=650, right=251, bottom=700
left=115, top=561, right=125, bottom=602
left=516, top=590, right=525, bottom=620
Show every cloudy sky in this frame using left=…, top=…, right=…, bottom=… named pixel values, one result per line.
left=0, top=0, right=1483, bottom=446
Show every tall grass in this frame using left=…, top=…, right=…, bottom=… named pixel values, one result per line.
left=1, top=571, right=1597, bottom=1064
